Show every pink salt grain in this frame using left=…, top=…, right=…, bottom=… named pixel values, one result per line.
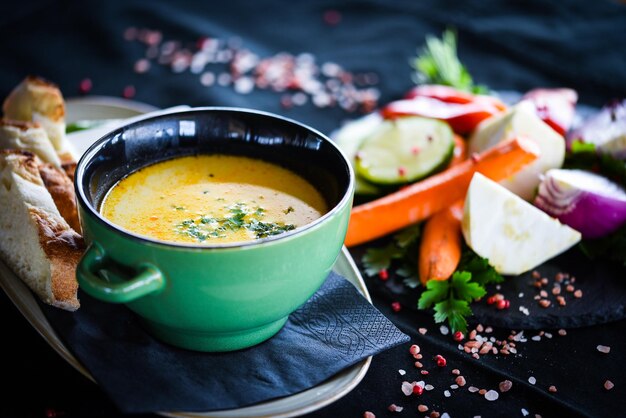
left=485, top=390, right=499, bottom=401
left=499, top=380, right=512, bottom=392
left=388, top=404, right=403, bottom=412
left=363, top=412, right=376, bottom=418
left=401, top=381, right=413, bottom=396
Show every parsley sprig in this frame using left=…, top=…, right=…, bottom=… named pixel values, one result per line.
left=418, top=252, right=503, bottom=333
left=361, top=224, right=422, bottom=286
left=362, top=233, right=503, bottom=333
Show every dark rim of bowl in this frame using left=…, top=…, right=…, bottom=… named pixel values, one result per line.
left=74, top=106, right=355, bottom=250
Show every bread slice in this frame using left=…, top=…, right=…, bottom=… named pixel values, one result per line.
left=0, top=119, right=61, bottom=167
left=37, top=161, right=81, bottom=233
left=0, top=150, right=82, bottom=310
left=2, top=76, right=75, bottom=162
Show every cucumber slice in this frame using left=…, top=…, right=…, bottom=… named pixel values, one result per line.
left=354, top=176, right=382, bottom=195
left=332, top=113, right=384, bottom=196
left=355, top=116, right=454, bottom=185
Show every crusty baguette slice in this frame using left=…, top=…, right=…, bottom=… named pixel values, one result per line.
left=0, top=150, right=82, bottom=310
left=2, top=76, right=75, bottom=161
left=0, top=119, right=61, bottom=167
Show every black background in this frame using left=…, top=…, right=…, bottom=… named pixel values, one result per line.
left=1, top=1, right=626, bottom=417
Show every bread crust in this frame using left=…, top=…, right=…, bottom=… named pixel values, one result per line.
left=29, top=206, right=83, bottom=311
left=37, top=161, right=81, bottom=233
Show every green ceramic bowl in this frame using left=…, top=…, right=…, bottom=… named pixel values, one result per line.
left=74, top=108, right=354, bottom=352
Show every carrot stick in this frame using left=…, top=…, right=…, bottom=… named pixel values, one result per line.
left=344, top=136, right=540, bottom=247
left=418, top=200, right=464, bottom=285
left=418, top=136, right=466, bottom=284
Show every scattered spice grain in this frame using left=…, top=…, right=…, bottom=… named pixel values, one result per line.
left=484, top=390, right=499, bottom=401
left=499, top=380, right=513, bottom=392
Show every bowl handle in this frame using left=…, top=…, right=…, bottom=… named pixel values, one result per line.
left=77, top=242, right=165, bottom=303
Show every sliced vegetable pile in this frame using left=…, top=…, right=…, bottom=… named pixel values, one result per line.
left=334, top=30, right=626, bottom=332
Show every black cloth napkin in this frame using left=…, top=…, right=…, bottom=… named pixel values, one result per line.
left=39, top=271, right=409, bottom=414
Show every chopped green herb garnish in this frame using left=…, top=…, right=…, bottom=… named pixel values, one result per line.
left=172, top=205, right=186, bottom=211
left=223, top=212, right=246, bottom=230
left=283, top=206, right=295, bottom=214
left=175, top=202, right=295, bottom=242
left=247, top=218, right=296, bottom=238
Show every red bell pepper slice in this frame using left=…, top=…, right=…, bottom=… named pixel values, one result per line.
left=380, top=96, right=502, bottom=135
left=405, top=84, right=507, bottom=112
left=522, top=88, right=578, bottom=136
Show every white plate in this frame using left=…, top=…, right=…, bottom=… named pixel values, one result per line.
left=65, top=96, right=159, bottom=123
left=0, top=96, right=371, bottom=418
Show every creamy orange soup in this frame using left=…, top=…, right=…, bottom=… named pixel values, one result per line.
left=100, top=155, right=327, bottom=244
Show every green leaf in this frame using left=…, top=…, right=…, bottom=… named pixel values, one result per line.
left=450, top=271, right=487, bottom=301
left=362, top=243, right=403, bottom=277
left=417, top=279, right=449, bottom=309
left=396, top=263, right=421, bottom=289
left=458, top=249, right=504, bottom=286
left=412, top=29, right=487, bottom=94
left=394, top=224, right=422, bottom=248
left=564, top=143, right=626, bottom=188
left=570, top=139, right=596, bottom=153
left=578, top=223, right=626, bottom=266
left=402, top=276, right=421, bottom=289
left=433, top=299, right=472, bottom=333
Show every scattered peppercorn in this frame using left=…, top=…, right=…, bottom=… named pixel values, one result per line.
left=78, top=78, right=92, bottom=94
left=435, top=354, right=447, bottom=367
